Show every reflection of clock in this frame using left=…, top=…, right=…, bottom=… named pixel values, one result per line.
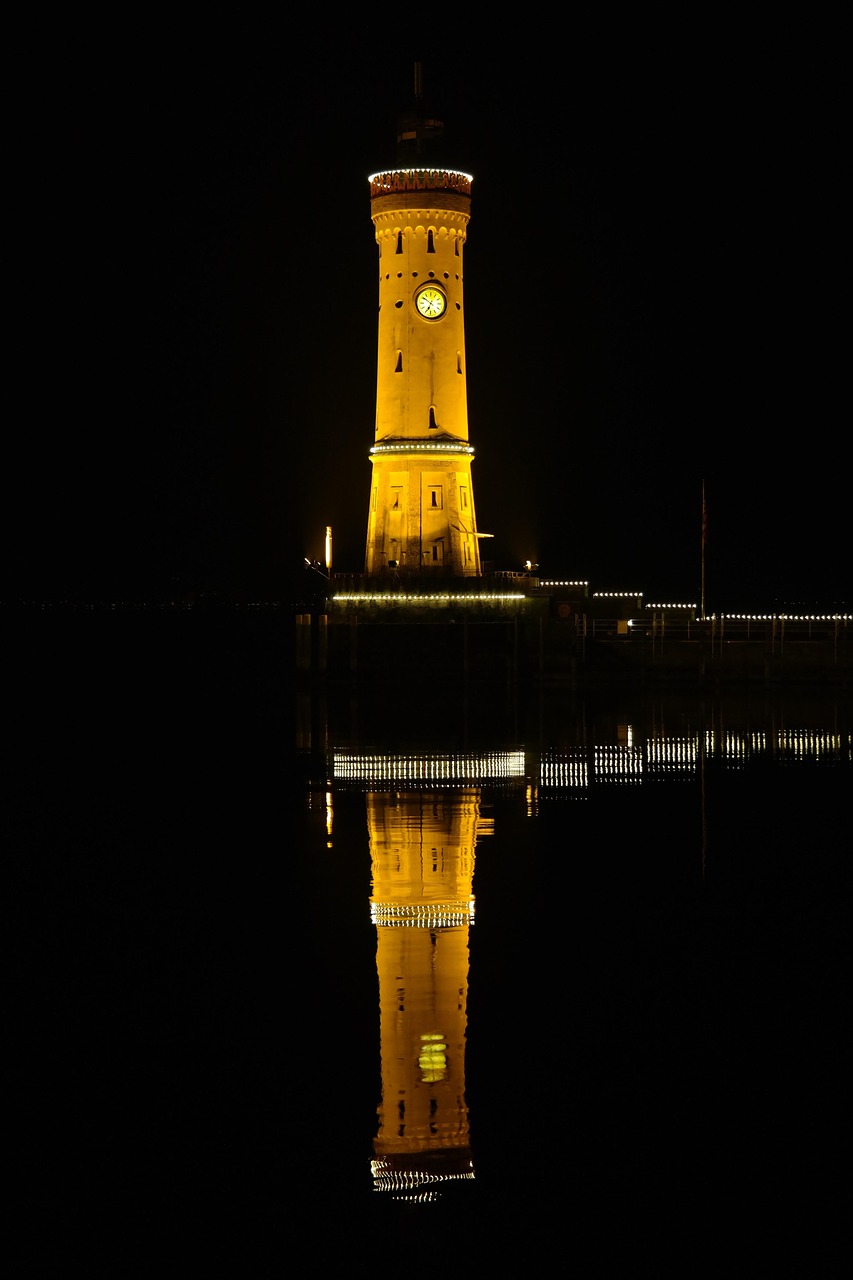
left=415, top=285, right=447, bottom=319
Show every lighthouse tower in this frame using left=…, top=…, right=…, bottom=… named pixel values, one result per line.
left=364, top=67, right=481, bottom=581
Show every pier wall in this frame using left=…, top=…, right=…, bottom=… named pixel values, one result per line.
left=295, top=609, right=852, bottom=691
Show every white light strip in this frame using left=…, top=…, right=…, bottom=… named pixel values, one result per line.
left=331, top=593, right=525, bottom=603
left=370, top=443, right=475, bottom=454
left=715, top=613, right=852, bottom=622
left=368, top=167, right=474, bottom=185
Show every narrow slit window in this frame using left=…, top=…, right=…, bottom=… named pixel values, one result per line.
left=429, top=406, right=438, bottom=430
left=396, top=231, right=403, bottom=254
left=429, top=487, right=443, bottom=509
left=391, top=487, right=402, bottom=510
left=427, top=229, right=435, bottom=254
left=457, top=352, right=462, bottom=374
left=395, top=350, right=403, bottom=373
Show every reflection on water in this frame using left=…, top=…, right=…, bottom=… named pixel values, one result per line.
left=25, top=619, right=851, bottom=1262
left=368, top=788, right=478, bottom=1201
left=299, top=690, right=851, bottom=1225
left=344, top=751, right=528, bottom=1203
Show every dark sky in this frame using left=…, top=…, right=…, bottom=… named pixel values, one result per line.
left=14, top=28, right=848, bottom=612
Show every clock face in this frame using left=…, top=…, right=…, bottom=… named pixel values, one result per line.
left=415, top=285, right=447, bottom=319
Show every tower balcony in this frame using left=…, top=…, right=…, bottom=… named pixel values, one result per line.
left=368, top=168, right=473, bottom=199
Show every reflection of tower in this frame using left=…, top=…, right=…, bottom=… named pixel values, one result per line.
left=364, top=65, right=481, bottom=580
left=368, top=788, right=481, bottom=1202
left=330, top=747, right=526, bottom=1200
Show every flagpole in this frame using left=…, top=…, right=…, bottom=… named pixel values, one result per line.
left=700, top=480, right=706, bottom=620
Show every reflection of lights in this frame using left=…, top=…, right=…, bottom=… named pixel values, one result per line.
left=722, top=731, right=751, bottom=769
left=776, top=729, right=850, bottom=762
left=371, top=900, right=475, bottom=927
left=645, top=737, right=698, bottom=777
left=370, top=1158, right=476, bottom=1201
left=418, top=1033, right=448, bottom=1082
left=594, top=744, right=642, bottom=783
left=540, top=750, right=589, bottom=791
left=315, top=731, right=851, bottom=818
left=476, top=814, right=495, bottom=839
left=509, top=729, right=851, bottom=792
left=333, top=749, right=527, bottom=786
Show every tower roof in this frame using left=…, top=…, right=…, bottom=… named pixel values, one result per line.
left=393, top=60, right=454, bottom=169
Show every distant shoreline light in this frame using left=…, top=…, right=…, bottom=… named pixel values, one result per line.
left=646, top=602, right=697, bottom=611
left=713, top=613, right=851, bottom=622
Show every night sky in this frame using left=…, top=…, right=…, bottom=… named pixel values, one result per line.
left=15, top=29, right=848, bottom=613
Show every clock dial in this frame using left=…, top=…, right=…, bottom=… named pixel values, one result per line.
left=415, top=285, right=446, bottom=319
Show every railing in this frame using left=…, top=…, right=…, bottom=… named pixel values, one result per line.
left=604, top=616, right=851, bottom=643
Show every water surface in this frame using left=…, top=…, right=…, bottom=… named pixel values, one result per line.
left=18, top=613, right=849, bottom=1267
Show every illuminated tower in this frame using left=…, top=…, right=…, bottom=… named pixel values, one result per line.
left=364, top=68, right=481, bottom=581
